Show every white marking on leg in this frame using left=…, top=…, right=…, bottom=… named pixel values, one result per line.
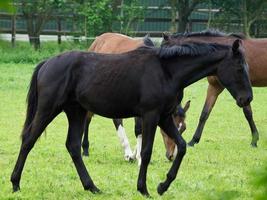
left=117, top=125, right=133, bottom=161
left=173, top=144, right=178, bottom=159
left=178, top=122, right=183, bottom=131
left=136, top=135, right=142, bottom=166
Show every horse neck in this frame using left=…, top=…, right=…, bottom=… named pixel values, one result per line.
left=163, top=51, right=227, bottom=89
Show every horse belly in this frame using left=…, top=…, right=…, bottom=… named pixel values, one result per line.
left=77, top=87, right=140, bottom=118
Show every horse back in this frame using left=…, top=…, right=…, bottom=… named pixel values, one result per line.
left=88, top=32, right=144, bottom=54
left=39, top=50, right=167, bottom=118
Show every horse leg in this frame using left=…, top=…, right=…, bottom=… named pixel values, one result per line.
left=11, top=107, right=60, bottom=192
left=65, top=105, right=100, bottom=193
left=157, top=115, right=186, bottom=195
left=112, top=118, right=133, bottom=161
left=242, top=104, right=259, bottom=147
left=133, top=117, right=142, bottom=166
left=137, top=112, right=159, bottom=197
left=82, top=112, right=93, bottom=156
left=188, top=83, right=224, bottom=146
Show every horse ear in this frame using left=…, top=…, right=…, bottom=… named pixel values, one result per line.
left=145, top=33, right=150, bottom=38
left=162, top=32, right=170, bottom=41
left=183, top=100, right=190, bottom=112
left=232, top=39, right=242, bottom=54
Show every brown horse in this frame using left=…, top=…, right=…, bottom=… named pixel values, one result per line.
left=84, top=32, right=190, bottom=164
left=162, top=29, right=264, bottom=147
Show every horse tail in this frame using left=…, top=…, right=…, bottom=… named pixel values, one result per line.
left=21, top=60, right=46, bottom=139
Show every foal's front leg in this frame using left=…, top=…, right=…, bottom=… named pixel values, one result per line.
left=157, top=115, right=187, bottom=195
left=137, top=111, right=159, bottom=197
left=242, top=104, right=259, bottom=147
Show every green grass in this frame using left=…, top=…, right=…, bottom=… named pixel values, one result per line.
left=0, top=62, right=267, bottom=200
left=0, top=40, right=91, bottom=64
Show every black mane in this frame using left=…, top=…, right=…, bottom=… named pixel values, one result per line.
left=173, top=29, right=246, bottom=39
left=157, top=42, right=229, bottom=58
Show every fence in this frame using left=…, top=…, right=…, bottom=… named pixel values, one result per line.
left=1, top=3, right=267, bottom=43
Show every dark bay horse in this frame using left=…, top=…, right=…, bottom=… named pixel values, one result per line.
left=162, top=29, right=264, bottom=147
left=85, top=32, right=190, bottom=163
left=11, top=40, right=252, bottom=196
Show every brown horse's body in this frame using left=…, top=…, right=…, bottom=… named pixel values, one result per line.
left=162, top=30, right=267, bottom=147
left=85, top=32, right=189, bottom=163
left=89, top=32, right=144, bottom=53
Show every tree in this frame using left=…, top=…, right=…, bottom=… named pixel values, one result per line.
left=118, top=0, right=144, bottom=35
left=19, top=0, right=60, bottom=50
left=81, top=0, right=144, bottom=37
left=81, top=0, right=115, bottom=37
left=168, top=0, right=207, bottom=33
left=211, top=0, right=267, bottom=37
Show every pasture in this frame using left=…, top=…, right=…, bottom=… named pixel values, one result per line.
left=0, top=60, right=267, bottom=199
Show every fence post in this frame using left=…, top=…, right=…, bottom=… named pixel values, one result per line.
left=11, top=14, right=16, bottom=47
left=57, top=17, right=61, bottom=44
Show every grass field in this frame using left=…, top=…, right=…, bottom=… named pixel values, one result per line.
left=0, top=62, right=267, bottom=200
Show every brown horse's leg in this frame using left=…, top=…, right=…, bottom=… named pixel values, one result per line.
left=157, top=115, right=186, bottom=195
left=243, top=104, right=259, bottom=147
left=82, top=112, right=93, bottom=156
left=65, top=105, right=100, bottom=193
left=134, top=117, right=143, bottom=165
left=188, top=82, right=224, bottom=146
left=137, top=111, right=159, bottom=197
left=11, top=107, right=61, bottom=192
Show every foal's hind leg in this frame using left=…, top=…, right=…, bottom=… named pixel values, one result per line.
left=112, top=118, right=134, bottom=161
left=157, top=115, right=186, bottom=195
left=243, top=104, right=259, bottom=147
left=11, top=107, right=61, bottom=192
left=82, top=112, right=93, bottom=156
left=137, top=112, right=158, bottom=197
left=65, top=105, right=100, bottom=193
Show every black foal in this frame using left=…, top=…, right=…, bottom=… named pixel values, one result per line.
left=11, top=39, right=252, bottom=196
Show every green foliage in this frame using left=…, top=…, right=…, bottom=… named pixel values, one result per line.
left=80, top=0, right=145, bottom=37
left=81, top=0, right=114, bottom=36
left=211, top=0, right=267, bottom=36
left=0, top=40, right=90, bottom=63
left=118, top=0, right=145, bottom=35
left=0, top=0, right=15, bottom=13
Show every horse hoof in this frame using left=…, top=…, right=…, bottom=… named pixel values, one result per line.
left=157, top=182, right=166, bottom=195
left=251, top=143, right=257, bottom=148
left=138, top=188, right=151, bottom=198
left=187, top=141, right=195, bottom=147
left=89, top=186, right=101, bottom=194
left=82, top=151, right=89, bottom=157
left=124, top=155, right=135, bottom=162
left=12, top=184, right=20, bottom=192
